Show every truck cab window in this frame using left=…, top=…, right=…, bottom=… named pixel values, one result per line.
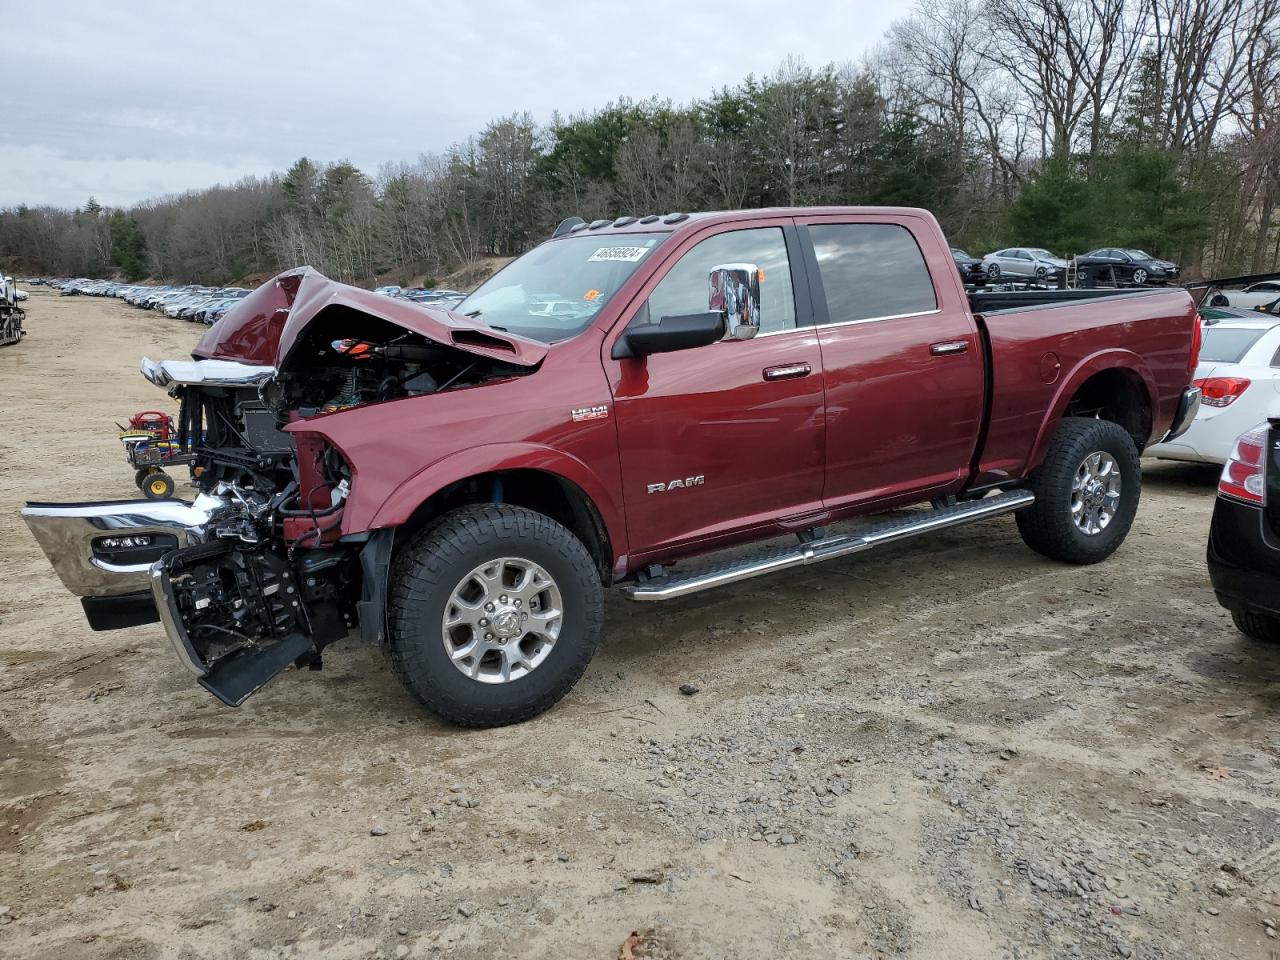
left=647, top=227, right=796, bottom=335
left=809, top=223, right=937, bottom=323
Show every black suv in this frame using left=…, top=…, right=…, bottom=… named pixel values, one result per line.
left=1208, top=418, right=1280, bottom=641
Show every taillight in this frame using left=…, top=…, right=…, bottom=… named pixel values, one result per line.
left=1188, top=313, right=1202, bottom=374
left=1219, top=425, right=1268, bottom=503
left=1194, top=376, right=1250, bottom=407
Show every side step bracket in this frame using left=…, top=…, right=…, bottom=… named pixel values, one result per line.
left=622, top=490, right=1034, bottom=602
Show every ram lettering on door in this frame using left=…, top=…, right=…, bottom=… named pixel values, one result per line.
left=647, top=475, right=706, bottom=495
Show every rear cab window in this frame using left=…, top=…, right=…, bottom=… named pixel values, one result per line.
left=1200, top=326, right=1273, bottom=363
left=807, top=223, right=937, bottom=324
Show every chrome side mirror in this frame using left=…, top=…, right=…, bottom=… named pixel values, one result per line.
left=708, top=263, right=761, bottom=341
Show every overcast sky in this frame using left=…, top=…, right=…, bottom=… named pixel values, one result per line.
left=4, top=0, right=901, bottom=210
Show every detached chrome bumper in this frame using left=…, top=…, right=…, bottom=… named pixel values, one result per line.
left=21, top=496, right=221, bottom=598
left=1161, top=386, right=1202, bottom=443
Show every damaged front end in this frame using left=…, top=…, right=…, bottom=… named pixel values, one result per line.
left=22, top=473, right=365, bottom=706
left=23, top=267, right=545, bottom=707
left=149, top=480, right=363, bottom=705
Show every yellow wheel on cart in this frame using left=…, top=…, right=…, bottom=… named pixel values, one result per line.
left=143, top=472, right=175, bottom=500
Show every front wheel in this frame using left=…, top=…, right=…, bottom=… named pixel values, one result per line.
left=1016, top=417, right=1141, bottom=564
left=986, top=262, right=1001, bottom=279
left=387, top=504, right=604, bottom=727
left=1035, top=266, right=1049, bottom=281
left=1132, top=268, right=1148, bottom=285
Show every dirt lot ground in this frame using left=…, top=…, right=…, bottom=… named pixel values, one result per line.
left=2, top=288, right=1279, bottom=960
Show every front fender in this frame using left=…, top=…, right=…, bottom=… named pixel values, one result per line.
left=1027, top=349, right=1157, bottom=470
left=362, top=442, right=628, bottom=561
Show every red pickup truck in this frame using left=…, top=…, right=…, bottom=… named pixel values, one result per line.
left=23, top=207, right=1202, bottom=726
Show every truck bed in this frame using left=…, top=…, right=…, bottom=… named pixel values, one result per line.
left=970, top=286, right=1199, bottom=487
left=969, top=287, right=1182, bottom=315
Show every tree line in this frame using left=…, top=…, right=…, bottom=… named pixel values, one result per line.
left=2, top=0, right=1276, bottom=286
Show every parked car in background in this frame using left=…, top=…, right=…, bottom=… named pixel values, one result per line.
left=1076, top=248, right=1180, bottom=285
left=194, top=298, right=237, bottom=324
left=1206, top=279, right=1280, bottom=310
left=374, top=285, right=402, bottom=296
left=400, top=288, right=469, bottom=309
left=951, top=248, right=986, bottom=283
left=1148, top=306, right=1280, bottom=465
left=1207, top=410, right=1280, bottom=643
left=981, top=247, right=1068, bottom=281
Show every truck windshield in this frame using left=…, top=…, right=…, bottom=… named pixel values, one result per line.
left=456, top=233, right=666, bottom=343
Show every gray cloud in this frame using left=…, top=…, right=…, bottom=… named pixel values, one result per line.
left=4, top=0, right=898, bottom=208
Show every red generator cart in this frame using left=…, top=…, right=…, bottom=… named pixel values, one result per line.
left=118, top=410, right=192, bottom=499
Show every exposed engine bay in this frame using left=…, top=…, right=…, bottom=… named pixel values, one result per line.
left=267, top=310, right=530, bottom=418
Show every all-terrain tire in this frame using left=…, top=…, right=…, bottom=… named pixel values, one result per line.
left=1016, top=417, right=1141, bottom=564
left=1231, top=609, right=1280, bottom=644
left=387, top=503, right=604, bottom=727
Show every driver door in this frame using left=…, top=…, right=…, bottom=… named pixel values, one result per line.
left=604, top=222, right=826, bottom=560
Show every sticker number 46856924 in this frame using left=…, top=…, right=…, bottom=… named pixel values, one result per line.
left=588, top=246, right=649, bottom=263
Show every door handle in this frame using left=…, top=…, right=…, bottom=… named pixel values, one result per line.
left=763, top=362, right=811, bottom=381
left=930, top=340, right=969, bottom=356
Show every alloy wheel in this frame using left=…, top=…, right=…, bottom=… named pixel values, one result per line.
left=1071, top=451, right=1122, bottom=536
left=441, top=557, right=563, bottom=684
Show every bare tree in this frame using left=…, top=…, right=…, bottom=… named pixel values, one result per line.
left=984, top=0, right=1139, bottom=164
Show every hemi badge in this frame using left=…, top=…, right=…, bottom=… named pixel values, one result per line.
left=572, top=405, right=609, bottom=422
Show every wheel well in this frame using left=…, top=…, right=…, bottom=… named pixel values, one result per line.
left=398, top=469, right=613, bottom=582
left=1063, top=368, right=1151, bottom=450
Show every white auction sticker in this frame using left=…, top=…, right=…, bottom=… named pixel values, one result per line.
left=588, top=246, right=650, bottom=263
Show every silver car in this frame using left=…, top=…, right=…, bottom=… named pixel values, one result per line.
left=981, top=247, right=1068, bottom=281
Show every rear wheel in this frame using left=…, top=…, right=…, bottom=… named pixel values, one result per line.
left=1016, top=417, right=1141, bottom=564
left=387, top=504, right=604, bottom=727
left=1231, top=609, right=1280, bottom=644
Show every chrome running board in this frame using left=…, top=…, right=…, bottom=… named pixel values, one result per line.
left=623, top=490, right=1035, bottom=602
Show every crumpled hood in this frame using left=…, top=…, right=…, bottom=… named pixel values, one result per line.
left=194, top=267, right=547, bottom=369
left=192, top=267, right=306, bottom=365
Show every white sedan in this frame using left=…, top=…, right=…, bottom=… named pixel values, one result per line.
left=1149, top=308, right=1280, bottom=464
left=1206, top=280, right=1280, bottom=310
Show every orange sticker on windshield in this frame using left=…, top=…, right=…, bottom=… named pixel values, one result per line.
left=583, top=289, right=600, bottom=301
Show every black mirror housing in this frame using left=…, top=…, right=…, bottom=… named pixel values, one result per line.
left=612, top=311, right=726, bottom=359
